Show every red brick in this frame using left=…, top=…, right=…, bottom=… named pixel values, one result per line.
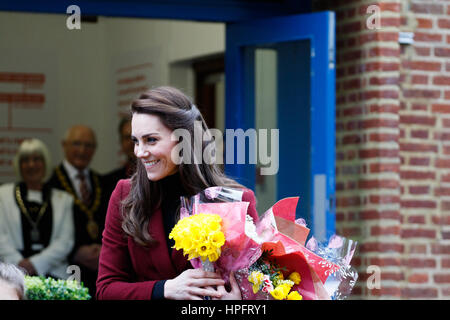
left=434, top=132, right=450, bottom=140
left=378, top=2, right=401, bottom=12
left=407, top=215, right=426, bottom=223
left=433, top=76, right=450, bottom=86
left=359, top=32, right=398, bottom=45
left=361, top=119, right=398, bottom=129
left=370, top=287, right=402, bottom=298
left=417, top=18, right=433, bottom=29
left=365, top=61, right=400, bottom=72
left=402, top=287, right=438, bottom=298
left=431, top=244, right=450, bottom=254
left=360, top=210, right=401, bottom=221
left=433, top=104, right=450, bottom=113
left=411, top=74, right=428, bottom=84
left=403, top=89, right=440, bottom=99
left=410, top=129, right=429, bottom=139
left=359, top=148, right=399, bottom=159
left=401, top=228, right=436, bottom=239
left=369, top=257, right=402, bottom=267
left=400, top=143, right=437, bottom=153
left=435, top=48, right=450, bottom=57
left=436, top=158, right=450, bottom=168
left=411, top=103, right=428, bottom=111
left=369, top=76, right=399, bottom=85
left=403, top=258, right=436, bottom=268
left=359, top=179, right=399, bottom=189
left=368, top=133, right=398, bottom=142
left=341, top=226, right=361, bottom=237
left=369, top=47, right=400, bottom=57
left=371, top=226, right=401, bottom=236
left=409, top=186, right=429, bottom=195
left=342, top=134, right=362, bottom=145
left=432, top=216, right=450, bottom=225
left=409, top=157, right=430, bottom=166
left=361, top=90, right=399, bottom=100
left=369, top=163, right=399, bottom=173
left=414, top=32, right=442, bottom=42
left=407, top=61, right=441, bottom=71
left=342, top=78, right=361, bottom=90
left=401, top=200, right=437, bottom=209
left=369, top=195, right=400, bottom=204
left=408, top=244, right=427, bottom=254
left=369, top=104, right=399, bottom=114
left=400, top=115, right=435, bottom=126
left=411, top=3, right=443, bottom=14
left=400, top=170, right=435, bottom=180
left=438, top=19, right=450, bottom=29
left=407, top=274, right=428, bottom=284
left=442, top=258, right=450, bottom=268
left=434, top=274, right=450, bottom=284
left=359, top=242, right=404, bottom=253
left=435, top=187, right=450, bottom=196
left=414, top=46, right=430, bottom=56
left=337, top=196, right=361, bottom=207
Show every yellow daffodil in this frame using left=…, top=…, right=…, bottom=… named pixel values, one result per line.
left=270, top=285, right=288, bottom=300
left=288, top=272, right=301, bottom=285
left=169, top=213, right=225, bottom=263
left=287, top=291, right=303, bottom=300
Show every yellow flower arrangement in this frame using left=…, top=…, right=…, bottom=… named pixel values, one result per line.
left=169, top=213, right=225, bottom=262
left=247, top=250, right=304, bottom=300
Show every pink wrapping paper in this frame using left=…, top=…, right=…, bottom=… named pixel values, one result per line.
left=188, top=201, right=261, bottom=281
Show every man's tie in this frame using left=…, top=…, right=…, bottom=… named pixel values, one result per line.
left=77, top=171, right=92, bottom=206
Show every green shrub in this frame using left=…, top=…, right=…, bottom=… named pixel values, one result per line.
left=24, top=276, right=91, bottom=300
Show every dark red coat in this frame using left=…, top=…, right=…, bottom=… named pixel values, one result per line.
left=96, top=179, right=258, bottom=300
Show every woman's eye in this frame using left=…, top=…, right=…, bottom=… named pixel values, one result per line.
left=146, top=137, right=157, bottom=143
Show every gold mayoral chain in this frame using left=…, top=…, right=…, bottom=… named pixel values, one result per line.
left=55, top=167, right=101, bottom=240
left=15, top=185, right=49, bottom=243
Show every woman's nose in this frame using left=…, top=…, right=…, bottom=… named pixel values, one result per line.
left=135, top=145, right=149, bottom=158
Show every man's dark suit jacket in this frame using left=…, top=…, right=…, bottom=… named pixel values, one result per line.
left=47, top=163, right=110, bottom=295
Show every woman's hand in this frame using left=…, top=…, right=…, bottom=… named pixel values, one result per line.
left=164, top=269, right=225, bottom=300
left=213, top=272, right=242, bottom=300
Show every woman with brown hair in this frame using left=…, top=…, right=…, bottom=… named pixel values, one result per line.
left=96, top=86, right=258, bottom=300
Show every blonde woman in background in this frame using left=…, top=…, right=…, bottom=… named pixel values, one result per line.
left=0, top=139, right=74, bottom=279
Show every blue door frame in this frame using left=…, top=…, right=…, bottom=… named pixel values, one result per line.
left=225, top=12, right=336, bottom=241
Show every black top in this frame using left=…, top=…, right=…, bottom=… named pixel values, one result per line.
left=159, top=172, right=189, bottom=255
left=152, top=172, right=190, bottom=300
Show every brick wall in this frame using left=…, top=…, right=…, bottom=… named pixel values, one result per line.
left=313, top=0, right=450, bottom=299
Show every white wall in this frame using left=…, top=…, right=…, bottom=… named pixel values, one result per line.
left=0, top=11, right=224, bottom=181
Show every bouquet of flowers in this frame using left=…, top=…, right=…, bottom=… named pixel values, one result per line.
left=170, top=187, right=358, bottom=300
left=171, top=187, right=261, bottom=278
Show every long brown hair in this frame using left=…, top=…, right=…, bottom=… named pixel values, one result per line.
left=122, top=86, right=244, bottom=246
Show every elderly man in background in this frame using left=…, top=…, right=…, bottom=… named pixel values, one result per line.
left=48, top=125, right=109, bottom=298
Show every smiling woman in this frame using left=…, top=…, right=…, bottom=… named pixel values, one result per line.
left=131, top=113, right=178, bottom=182
left=96, top=86, right=259, bottom=300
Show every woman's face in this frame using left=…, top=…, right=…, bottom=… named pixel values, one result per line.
left=131, top=113, right=178, bottom=182
left=20, top=153, right=46, bottom=186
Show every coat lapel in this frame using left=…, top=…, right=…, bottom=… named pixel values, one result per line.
left=148, top=207, right=180, bottom=278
